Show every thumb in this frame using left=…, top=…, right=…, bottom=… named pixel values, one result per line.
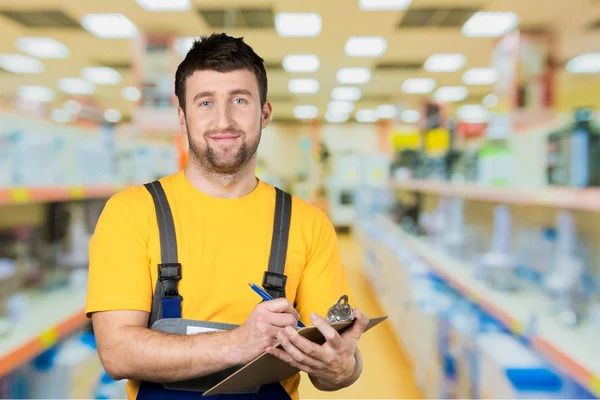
left=343, top=307, right=369, bottom=338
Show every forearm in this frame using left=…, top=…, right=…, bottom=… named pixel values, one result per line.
left=103, top=326, right=241, bottom=382
left=310, top=348, right=363, bottom=391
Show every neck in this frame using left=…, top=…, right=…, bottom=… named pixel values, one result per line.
left=184, top=157, right=259, bottom=199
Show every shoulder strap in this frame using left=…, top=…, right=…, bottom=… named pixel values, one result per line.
left=263, top=188, right=292, bottom=299
left=144, top=180, right=182, bottom=328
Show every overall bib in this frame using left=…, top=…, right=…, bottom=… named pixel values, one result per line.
left=136, top=180, right=293, bottom=399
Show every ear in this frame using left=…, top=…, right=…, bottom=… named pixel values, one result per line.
left=178, top=107, right=187, bottom=134
left=261, top=101, right=273, bottom=129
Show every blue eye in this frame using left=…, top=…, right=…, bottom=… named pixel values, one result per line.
left=200, top=101, right=211, bottom=107
left=234, top=98, right=247, bottom=104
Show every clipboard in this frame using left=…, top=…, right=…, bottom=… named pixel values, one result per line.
left=202, top=315, right=388, bottom=396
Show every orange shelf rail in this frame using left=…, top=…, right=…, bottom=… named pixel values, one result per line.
left=0, top=185, right=125, bottom=206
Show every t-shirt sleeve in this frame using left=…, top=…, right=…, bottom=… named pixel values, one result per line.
left=294, top=211, right=356, bottom=324
left=85, top=189, right=153, bottom=317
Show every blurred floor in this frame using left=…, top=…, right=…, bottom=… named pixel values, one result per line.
left=299, top=234, right=422, bottom=399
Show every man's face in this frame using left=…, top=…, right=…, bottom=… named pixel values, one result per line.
left=179, top=69, right=272, bottom=174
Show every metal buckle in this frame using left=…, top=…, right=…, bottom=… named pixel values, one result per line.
left=326, top=295, right=354, bottom=324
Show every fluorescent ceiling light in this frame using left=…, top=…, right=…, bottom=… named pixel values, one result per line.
left=331, top=87, right=361, bottom=101
left=175, top=37, right=198, bottom=57
left=566, top=53, right=600, bottom=74
left=136, top=0, right=190, bottom=11
left=0, top=54, right=44, bottom=74
left=294, top=105, right=319, bottom=119
left=336, top=68, right=371, bottom=84
left=328, top=101, right=354, bottom=114
left=123, top=86, right=141, bottom=102
left=58, top=78, right=95, bottom=95
left=401, top=109, right=420, bottom=123
left=288, top=78, right=319, bottom=94
left=424, top=53, right=466, bottom=72
left=16, top=37, right=69, bottom=59
left=325, top=112, right=349, bottom=123
left=402, top=78, right=436, bottom=94
left=17, top=86, right=55, bottom=102
left=104, top=109, right=122, bottom=123
left=355, top=109, right=379, bottom=123
left=458, top=105, right=489, bottom=123
left=483, top=94, right=499, bottom=108
left=283, top=54, right=320, bottom=73
left=359, top=0, right=412, bottom=10
left=51, top=109, right=74, bottom=124
left=462, top=12, right=519, bottom=37
left=434, top=86, right=468, bottom=102
left=81, top=67, right=121, bottom=85
left=463, top=68, right=498, bottom=85
left=345, top=36, right=388, bottom=57
left=81, top=14, right=139, bottom=39
left=377, top=104, right=397, bottom=118
left=275, top=13, right=322, bottom=37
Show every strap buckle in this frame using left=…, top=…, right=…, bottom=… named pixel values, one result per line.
left=262, top=271, right=287, bottom=298
left=159, top=263, right=182, bottom=298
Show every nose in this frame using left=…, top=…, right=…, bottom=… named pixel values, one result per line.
left=216, top=103, right=233, bottom=130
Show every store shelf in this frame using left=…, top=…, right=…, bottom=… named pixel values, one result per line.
left=0, top=288, right=88, bottom=377
left=375, top=214, right=600, bottom=397
left=392, top=179, right=600, bottom=211
left=0, top=185, right=124, bottom=206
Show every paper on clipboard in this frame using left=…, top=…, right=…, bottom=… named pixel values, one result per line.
left=202, top=315, right=388, bottom=396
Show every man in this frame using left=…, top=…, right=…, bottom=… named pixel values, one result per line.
left=85, top=33, right=369, bottom=400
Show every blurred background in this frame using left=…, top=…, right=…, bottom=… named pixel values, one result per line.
left=1, top=0, right=600, bottom=398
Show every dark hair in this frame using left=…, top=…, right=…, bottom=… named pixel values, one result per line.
left=175, top=33, right=268, bottom=112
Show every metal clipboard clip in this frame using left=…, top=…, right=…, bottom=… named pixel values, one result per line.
left=326, top=295, right=355, bottom=324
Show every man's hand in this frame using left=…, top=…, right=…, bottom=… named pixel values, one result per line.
left=265, top=307, right=369, bottom=390
left=232, top=298, right=301, bottom=365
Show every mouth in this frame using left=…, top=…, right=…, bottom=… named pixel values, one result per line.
left=209, top=135, right=239, bottom=142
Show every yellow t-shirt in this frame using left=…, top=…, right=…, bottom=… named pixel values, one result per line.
left=85, top=171, right=354, bottom=400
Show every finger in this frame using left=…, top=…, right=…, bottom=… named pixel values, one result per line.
left=275, top=330, right=321, bottom=370
left=310, top=313, right=344, bottom=350
left=262, top=298, right=301, bottom=320
left=263, top=312, right=298, bottom=328
left=283, top=326, right=325, bottom=361
left=342, top=307, right=370, bottom=339
left=265, top=346, right=314, bottom=374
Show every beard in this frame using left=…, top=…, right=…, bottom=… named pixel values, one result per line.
left=187, top=122, right=261, bottom=175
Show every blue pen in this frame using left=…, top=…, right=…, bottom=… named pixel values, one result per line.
left=248, top=283, right=305, bottom=328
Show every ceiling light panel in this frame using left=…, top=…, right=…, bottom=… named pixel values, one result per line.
left=434, top=86, right=468, bottom=102
left=377, top=104, right=397, bottom=118
left=566, top=53, right=600, bottom=74
left=104, top=109, right=122, bottom=123
left=401, top=109, right=420, bottom=123
left=293, top=105, right=319, bottom=119
left=402, top=78, right=436, bottom=94
left=18, top=86, right=55, bottom=102
left=458, top=104, right=489, bottom=123
left=81, top=14, right=139, bottom=39
left=328, top=101, right=354, bottom=114
left=483, top=94, right=499, bottom=108
left=325, top=111, right=349, bottom=123
left=462, top=12, right=518, bottom=37
left=275, top=13, right=321, bottom=37
left=463, top=68, right=498, bottom=84
left=424, top=53, right=466, bottom=72
left=331, top=87, right=362, bottom=101
left=81, top=67, right=121, bottom=85
left=122, top=86, right=141, bottom=102
left=359, top=0, right=412, bottom=10
left=337, top=68, right=371, bottom=84
left=345, top=36, right=388, bottom=57
left=0, top=54, right=44, bottom=74
left=136, top=0, right=190, bottom=11
left=16, top=37, right=69, bottom=59
left=355, top=109, right=379, bottom=123
left=288, top=78, right=319, bottom=94
left=58, top=78, right=95, bottom=95
left=175, top=37, right=198, bottom=57
left=283, top=54, right=320, bottom=73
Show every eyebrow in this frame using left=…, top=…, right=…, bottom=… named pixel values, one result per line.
left=192, top=89, right=253, bottom=103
